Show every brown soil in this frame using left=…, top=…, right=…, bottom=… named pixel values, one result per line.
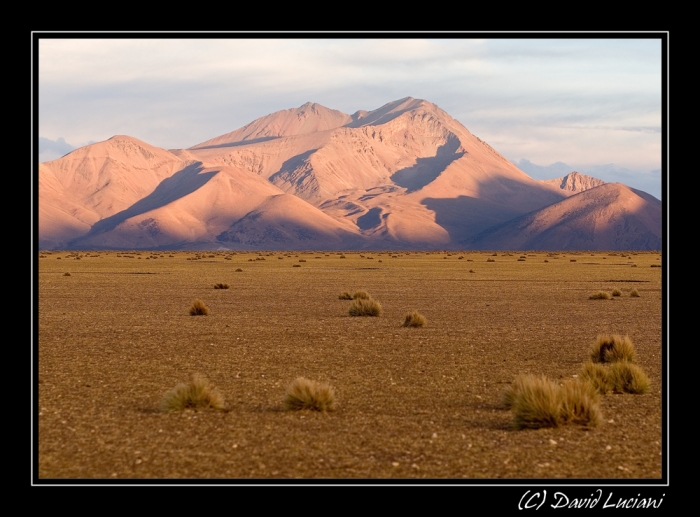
left=36, top=250, right=664, bottom=480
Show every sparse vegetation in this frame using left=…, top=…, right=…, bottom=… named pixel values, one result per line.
left=589, top=291, right=611, bottom=300
left=590, top=334, right=636, bottom=363
left=580, top=361, right=613, bottom=394
left=189, top=299, right=209, bottom=316
left=608, top=361, right=651, bottom=394
left=349, top=298, right=382, bottom=317
left=611, top=288, right=622, bottom=297
left=283, top=377, right=336, bottom=411
left=161, top=374, right=225, bottom=412
left=352, top=290, right=370, bottom=300
left=509, top=374, right=602, bottom=429
left=403, top=311, right=426, bottom=327
left=213, top=283, right=229, bottom=289
left=630, top=289, right=640, bottom=297
left=235, top=268, right=243, bottom=272
left=63, top=272, right=71, bottom=276
left=338, top=292, right=353, bottom=300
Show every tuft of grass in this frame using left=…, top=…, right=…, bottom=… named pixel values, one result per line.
left=189, top=299, right=209, bottom=316
left=293, top=264, right=301, bottom=268
left=558, top=379, right=602, bottom=427
left=235, top=268, right=243, bottom=272
left=283, top=377, right=336, bottom=411
left=608, top=361, right=650, bottom=394
left=352, top=290, right=370, bottom=300
left=611, top=288, right=622, bottom=297
left=349, top=298, right=382, bottom=317
left=403, top=310, right=426, bottom=327
left=579, top=361, right=613, bottom=394
left=589, top=291, right=611, bottom=300
left=630, top=289, right=640, bottom=297
left=509, top=375, right=602, bottom=429
left=63, top=272, right=71, bottom=276
left=510, top=375, right=563, bottom=429
left=162, top=374, right=225, bottom=412
left=213, top=283, right=229, bottom=289
left=590, top=334, right=636, bottom=363
left=486, top=258, right=495, bottom=262
left=338, top=292, right=353, bottom=300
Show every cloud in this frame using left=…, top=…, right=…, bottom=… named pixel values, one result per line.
left=39, top=136, right=75, bottom=156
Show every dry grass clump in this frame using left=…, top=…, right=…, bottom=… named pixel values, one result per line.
left=213, top=283, right=230, bottom=289
left=510, top=375, right=564, bottom=429
left=235, top=268, right=243, bottom=272
left=338, top=292, right=353, bottom=300
left=579, top=361, right=613, bottom=394
left=611, top=288, right=622, bottom=297
left=283, top=377, right=336, bottom=412
left=63, top=272, right=71, bottom=276
left=352, top=290, right=370, bottom=300
left=486, top=258, right=495, bottom=262
left=508, top=374, right=602, bottom=429
left=559, top=380, right=602, bottom=426
left=590, top=334, right=636, bottom=363
left=608, top=361, right=651, bottom=394
left=630, top=288, right=640, bottom=297
left=189, top=299, right=209, bottom=316
left=162, top=374, right=225, bottom=412
left=589, top=291, right=611, bottom=300
left=349, top=298, right=382, bottom=317
left=403, top=311, right=426, bottom=327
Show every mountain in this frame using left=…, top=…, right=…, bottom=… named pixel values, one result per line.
left=38, top=98, right=662, bottom=250
left=541, top=171, right=606, bottom=193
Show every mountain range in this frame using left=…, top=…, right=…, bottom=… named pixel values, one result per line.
left=38, top=97, right=662, bottom=250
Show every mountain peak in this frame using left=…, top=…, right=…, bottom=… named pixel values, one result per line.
left=542, top=171, right=606, bottom=194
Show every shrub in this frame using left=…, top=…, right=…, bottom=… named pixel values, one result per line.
left=349, top=298, right=382, bottom=317
left=283, top=377, right=336, bottom=411
left=579, top=361, right=613, bottom=394
left=509, top=375, right=602, bottom=429
left=162, top=374, right=225, bottom=412
left=213, top=283, right=230, bottom=289
left=558, top=379, right=602, bottom=427
left=63, top=272, right=71, bottom=276
left=608, top=361, right=650, bottom=394
left=630, top=289, right=640, bottom=297
left=589, top=291, right=611, bottom=300
left=293, top=264, right=301, bottom=268
left=189, top=299, right=209, bottom=316
left=338, top=292, right=353, bottom=300
left=486, top=258, right=495, bottom=262
left=611, top=288, right=622, bottom=297
left=590, top=334, right=636, bottom=363
left=510, top=375, right=563, bottom=429
left=235, top=268, right=243, bottom=272
left=352, top=290, right=370, bottom=300
left=403, top=311, right=426, bottom=327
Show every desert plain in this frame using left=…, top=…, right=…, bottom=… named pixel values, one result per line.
left=36, top=249, right=664, bottom=480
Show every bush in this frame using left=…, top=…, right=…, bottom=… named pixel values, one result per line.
left=349, top=298, right=382, bottom=317
left=589, top=291, right=611, bottom=300
left=611, top=288, right=622, bottom=297
left=590, top=334, right=636, bottom=363
left=558, top=379, right=602, bottom=427
left=609, top=361, right=650, bottom=394
left=189, top=299, right=209, bottom=316
left=630, top=289, right=640, bottom=297
left=63, top=272, right=71, bottom=276
left=213, top=283, right=230, bottom=289
left=338, top=292, right=353, bottom=300
left=403, top=311, right=426, bottom=327
left=510, top=375, right=563, bottom=429
left=509, top=374, right=602, bottom=429
left=352, top=290, right=370, bottom=300
left=579, top=361, right=613, bottom=394
left=283, top=377, right=336, bottom=411
left=235, top=268, right=243, bottom=272
left=162, top=374, right=225, bottom=412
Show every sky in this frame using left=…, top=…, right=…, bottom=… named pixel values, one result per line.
left=36, top=34, right=665, bottom=199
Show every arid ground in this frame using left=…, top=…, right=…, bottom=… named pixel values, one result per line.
left=36, top=250, right=664, bottom=480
